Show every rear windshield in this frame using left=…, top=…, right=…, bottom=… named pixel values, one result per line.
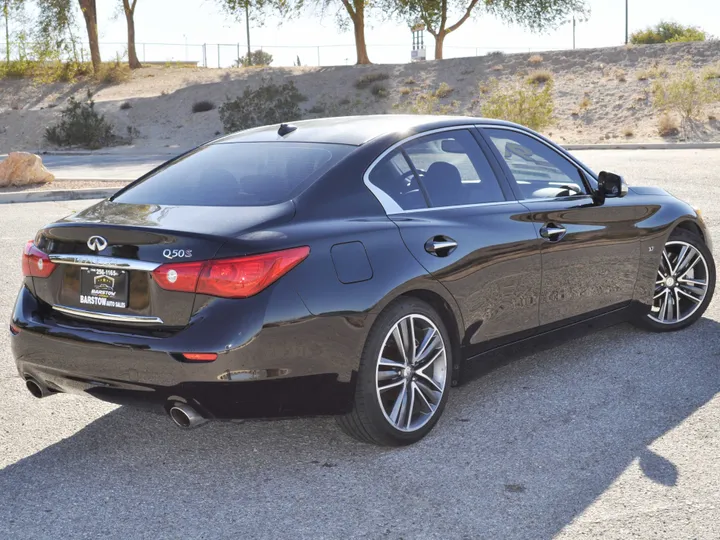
left=113, top=142, right=354, bottom=206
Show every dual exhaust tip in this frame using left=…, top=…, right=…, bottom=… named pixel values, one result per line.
left=25, top=375, right=207, bottom=429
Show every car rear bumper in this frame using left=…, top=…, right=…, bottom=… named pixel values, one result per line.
left=10, top=285, right=365, bottom=419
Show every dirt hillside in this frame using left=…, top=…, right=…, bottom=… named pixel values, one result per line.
left=1, top=40, right=720, bottom=154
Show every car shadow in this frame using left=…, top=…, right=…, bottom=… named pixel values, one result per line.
left=1, top=320, right=718, bottom=539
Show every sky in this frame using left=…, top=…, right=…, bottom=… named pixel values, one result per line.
left=20, top=0, right=720, bottom=67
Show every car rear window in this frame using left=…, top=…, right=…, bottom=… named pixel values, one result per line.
left=113, top=142, right=354, bottom=206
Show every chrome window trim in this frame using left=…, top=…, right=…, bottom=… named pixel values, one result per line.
left=49, top=254, right=160, bottom=272
left=475, top=124, right=599, bottom=184
left=401, top=200, right=520, bottom=214
left=53, top=305, right=164, bottom=325
left=363, top=125, right=479, bottom=215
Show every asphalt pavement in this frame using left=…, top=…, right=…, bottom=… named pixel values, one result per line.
left=0, top=150, right=718, bottom=539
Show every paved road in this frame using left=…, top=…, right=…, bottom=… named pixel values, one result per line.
left=0, top=150, right=718, bottom=539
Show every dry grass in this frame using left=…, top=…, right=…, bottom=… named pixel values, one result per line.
left=96, top=62, right=131, bottom=85
left=623, top=126, right=634, bottom=137
left=615, top=69, right=627, bottom=82
left=528, top=55, right=544, bottom=64
left=637, top=63, right=669, bottom=81
left=526, top=70, right=553, bottom=85
left=404, top=77, right=416, bottom=85
left=433, top=82, right=454, bottom=98
left=658, top=113, right=680, bottom=137
left=355, top=72, right=390, bottom=89
left=490, top=65, right=504, bottom=72
left=399, top=87, right=412, bottom=95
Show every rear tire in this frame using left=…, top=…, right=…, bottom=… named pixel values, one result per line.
left=336, top=298, right=452, bottom=446
left=632, top=228, right=715, bottom=332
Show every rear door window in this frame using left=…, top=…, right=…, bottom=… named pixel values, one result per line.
left=113, top=142, right=354, bottom=206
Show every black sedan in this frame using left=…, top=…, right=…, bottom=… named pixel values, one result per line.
left=11, top=115, right=716, bottom=445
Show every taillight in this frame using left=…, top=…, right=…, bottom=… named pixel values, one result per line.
left=152, top=246, right=310, bottom=299
left=22, top=241, right=57, bottom=278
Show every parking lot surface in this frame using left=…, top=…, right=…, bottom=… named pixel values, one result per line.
left=1, top=150, right=718, bottom=539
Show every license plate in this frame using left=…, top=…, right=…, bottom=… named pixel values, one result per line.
left=79, top=267, right=129, bottom=309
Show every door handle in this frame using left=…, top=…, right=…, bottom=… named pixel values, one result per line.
left=540, top=223, right=567, bottom=241
left=425, top=236, right=458, bottom=257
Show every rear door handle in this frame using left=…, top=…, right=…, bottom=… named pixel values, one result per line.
left=425, top=236, right=458, bottom=257
left=540, top=224, right=567, bottom=241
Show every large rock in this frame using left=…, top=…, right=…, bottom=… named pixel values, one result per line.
left=0, top=152, right=55, bottom=188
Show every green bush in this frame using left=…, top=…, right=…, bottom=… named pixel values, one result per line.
left=354, top=72, right=389, bottom=89
left=45, top=94, right=117, bottom=149
left=481, top=79, right=554, bottom=131
left=630, top=21, right=708, bottom=44
left=651, top=62, right=720, bottom=133
left=219, top=79, right=307, bottom=133
left=234, top=49, right=273, bottom=67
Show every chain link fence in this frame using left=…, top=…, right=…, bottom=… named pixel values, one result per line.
left=1, top=41, right=562, bottom=69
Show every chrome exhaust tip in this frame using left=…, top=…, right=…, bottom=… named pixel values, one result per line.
left=169, top=403, right=207, bottom=429
left=25, top=378, right=46, bottom=399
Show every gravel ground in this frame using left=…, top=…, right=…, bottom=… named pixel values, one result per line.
left=0, top=150, right=718, bottom=539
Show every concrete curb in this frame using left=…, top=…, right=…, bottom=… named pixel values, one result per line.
left=565, top=142, right=720, bottom=150
left=0, top=187, right=116, bottom=204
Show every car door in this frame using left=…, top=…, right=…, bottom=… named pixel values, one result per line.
left=366, top=127, right=542, bottom=353
left=480, top=126, right=644, bottom=326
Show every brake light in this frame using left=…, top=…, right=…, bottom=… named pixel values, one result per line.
left=152, top=246, right=310, bottom=299
left=22, top=241, right=57, bottom=278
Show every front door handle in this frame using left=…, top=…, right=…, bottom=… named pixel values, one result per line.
left=425, top=236, right=458, bottom=257
left=540, top=223, right=567, bottom=241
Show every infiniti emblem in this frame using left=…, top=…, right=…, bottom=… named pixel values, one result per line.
left=87, top=235, right=108, bottom=252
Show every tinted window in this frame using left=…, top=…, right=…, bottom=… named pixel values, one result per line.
left=114, top=142, right=354, bottom=207
left=485, top=129, right=587, bottom=199
left=368, top=150, right=427, bottom=211
left=402, top=130, right=505, bottom=207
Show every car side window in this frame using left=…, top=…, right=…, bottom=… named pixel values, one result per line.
left=401, top=130, right=506, bottom=208
left=368, top=150, right=428, bottom=211
left=484, top=129, right=587, bottom=200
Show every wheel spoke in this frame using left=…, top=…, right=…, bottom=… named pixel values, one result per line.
left=416, top=348, right=443, bottom=374
left=379, top=357, right=405, bottom=369
left=379, top=378, right=405, bottom=393
left=658, top=289, right=670, bottom=322
left=414, top=327, right=437, bottom=363
left=677, top=287, right=702, bottom=303
left=416, top=371, right=443, bottom=395
left=412, top=381, right=435, bottom=413
left=415, top=377, right=441, bottom=406
left=673, top=289, right=681, bottom=322
left=409, top=317, right=416, bottom=364
left=405, top=382, right=416, bottom=429
left=678, top=277, right=706, bottom=287
left=377, top=369, right=401, bottom=381
left=392, top=325, right=409, bottom=365
left=671, top=245, right=690, bottom=275
left=388, top=381, right=408, bottom=425
left=662, top=250, right=673, bottom=274
left=653, top=288, right=666, bottom=299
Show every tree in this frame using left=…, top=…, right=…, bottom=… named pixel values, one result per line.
left=392, top=0, right=587, bottom=60
left=78, top=0, right=100, bottom=73
left=2, top=0, right=24, bottom=64
left=122, top=0, right=141, bottom=68
left=630, top=21, right=707, bottom=45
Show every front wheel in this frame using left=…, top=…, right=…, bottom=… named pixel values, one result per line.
left=633, top=228, right=716, bottom=332
left=336, top=299, right=452, bottom=446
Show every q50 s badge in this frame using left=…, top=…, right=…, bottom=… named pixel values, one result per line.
left=163, top=249, right=193, bottom=259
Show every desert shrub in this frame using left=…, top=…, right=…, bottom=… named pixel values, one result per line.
left=623, top=127, right=634, bottom=138
left=572, top=95, right=592, bottom=117
left=96, top=56, right=131, bottom=84
left=651, top=62, right=720, bottom=133
left=399, top=87, right=412, bottom=95
left=490, top=64, right=503, bottom=72
left=404, top=91, right=459, bottom=115
left=120, top=101, right=132, bottom=110
left=404, top=77, right=416, bottom=85
left=433, top=82, right=453, bottom=98
left=657, top=113, right=679, bottom=137
left=355, top=72, right=390, bottom=89
left=219, top=79, right=306, bottom=133
left=526, top=70, right=553, bottom=85
left=235, top=49, right=273, bottom=67
left=0, top=59, right=92, bottom=83
left=45, top=94, right=116, bottom=149
left=637, top=63, right=669, bottom=81
left=192, top=100, right=216, bottom=113
left=615, top=69, right=627, bottom=82
left=371, top=83, right=388, bottom=98
left=630, top=21, right=707, bottom=44
left=487, top=51, right=504, bottom=58
left=528, top=54, right=543, bottom=64
left=703, top=64, right=720, bottom=80
left=481, top=79, right=554, bottom=131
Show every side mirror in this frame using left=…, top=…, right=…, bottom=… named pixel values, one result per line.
left=597, top=171, right=628, bottom=199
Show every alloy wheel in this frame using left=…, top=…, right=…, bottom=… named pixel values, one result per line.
left=375, top=314, right=447, bottom=432
left=649, top=240, right=710, bottom=324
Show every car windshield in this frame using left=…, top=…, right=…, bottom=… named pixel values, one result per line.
left=113, top=142, right=355, bottom=207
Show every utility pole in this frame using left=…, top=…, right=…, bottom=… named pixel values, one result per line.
left=625, top=0, right=629, bottom=44
left=573, top=16, right=576, bottom=49
left=245, top=2, right=251, bottom=65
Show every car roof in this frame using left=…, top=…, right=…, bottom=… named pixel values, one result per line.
left=214, top=115, right=522, bottom=146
